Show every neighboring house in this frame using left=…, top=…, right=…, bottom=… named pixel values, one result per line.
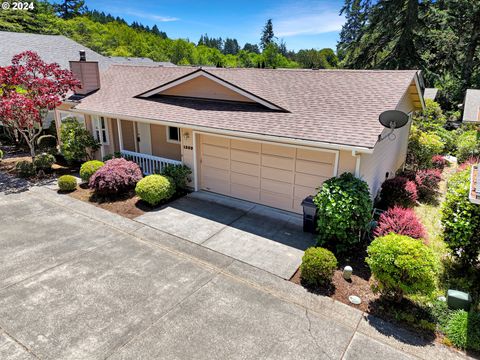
left=423, top=88, right=438, bottom=101
left=462, top=89, right=480, bottom=123
left=0, top=31, right=174, bottom=127
left=57, top=59, right=424, bottom=213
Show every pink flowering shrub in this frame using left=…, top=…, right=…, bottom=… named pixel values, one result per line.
left=458, top=157, right=480, bottom=172
left=374, top=206, right=426, bottom=240
left=431, top=155, right=447, bottom=170
left=415, top=169, right=442, bottom=201
left=380, top=176, right=418, bottom=208
left=89, top=158, right=142, bottom=195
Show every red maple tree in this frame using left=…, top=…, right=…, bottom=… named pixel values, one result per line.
left=0, top=51, right=79, bottom=159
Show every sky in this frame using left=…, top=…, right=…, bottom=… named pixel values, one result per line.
left=83, top=0, right=346, bottom=51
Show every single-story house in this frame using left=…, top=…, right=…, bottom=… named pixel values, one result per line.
left=462, top=89, right=480, bottom=123
left=55, top=56, right=424, bottom=213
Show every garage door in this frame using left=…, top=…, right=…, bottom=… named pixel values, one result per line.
left=199, top=134, right=336, bottom=213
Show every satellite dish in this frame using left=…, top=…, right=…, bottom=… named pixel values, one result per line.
left=378, top=110, right=409, bottom=141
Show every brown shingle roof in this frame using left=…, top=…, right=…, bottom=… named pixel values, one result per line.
left=74, top=66, right=419, bottom=149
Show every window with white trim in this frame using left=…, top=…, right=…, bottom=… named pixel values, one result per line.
left=58, top=111, right=85, bottom=126
left=167, top=126, right=180, bottom=143
left=93, top=116, right=109, bottom=145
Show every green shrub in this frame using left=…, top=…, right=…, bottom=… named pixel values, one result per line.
left=456, top=130, right=480, bottom=164
left=102, top=152, right=122, bottom=161
left=412, top=99, right=446, bottom=132
left=313, top=172, right=372, bottom=253
left=366, top=233, right=437, bottom=301
left=160, top=164, right=192, bottom=191
left=0, top=149, right=3, bottom=160
left=15, top=160, right=35, bottom=178
left=58, top=175, right=77, bottom=192
left=60, top=118, right=100, bottom=162
left=407, top=125, right=444, bottom=169
left=300, top=247, right=337, bottom=287
left=33, top=153, right=55, bottom=171
left=37, top=135, right=57, bottom=151
left=79, top=160, right=104, bottom=182
left=441, top=168, right=480, bottom=264
left=135, top=174, right=174, bottom=206
left=445, top=310, right=480, bottom=351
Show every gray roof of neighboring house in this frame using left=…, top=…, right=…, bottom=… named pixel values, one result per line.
left=0, top=31, right=175, bottom=70
left=423, top=88, right=438, bottom=100
left=463, top=89, right=480, bottom=123
left=74, top=66, right=420, bottom=149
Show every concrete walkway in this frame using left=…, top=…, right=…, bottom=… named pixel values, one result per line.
left=135, top=191, right=316, bottom=279
left=0, top=174, right=470, bottom=359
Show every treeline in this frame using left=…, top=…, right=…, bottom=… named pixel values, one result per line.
left=338, top=0, right=480, bottom=109
left=0, top=0, right=338, bottom=70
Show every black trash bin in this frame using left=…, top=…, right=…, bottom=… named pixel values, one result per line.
left=301, top=195, right=317, bottom=233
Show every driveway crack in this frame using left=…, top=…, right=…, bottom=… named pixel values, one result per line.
left=0, top=325, right=41, bottom=359
left=305, top=308, right=333, bottom=360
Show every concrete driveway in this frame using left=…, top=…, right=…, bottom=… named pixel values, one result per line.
left=135, top=191, right=316, bottom=279
left=0, top=175, right=466, bottom=360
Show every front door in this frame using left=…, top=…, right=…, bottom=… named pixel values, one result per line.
left=137, top=122, right=152, bottom=155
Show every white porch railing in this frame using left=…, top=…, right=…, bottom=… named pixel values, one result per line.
left=120, top=150, right=182, bottom=175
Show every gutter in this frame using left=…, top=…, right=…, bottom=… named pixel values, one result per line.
left=67, top=108, right=376, bottom=154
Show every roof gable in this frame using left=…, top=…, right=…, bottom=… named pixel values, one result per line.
left=137, top=69, right=286, bottom=111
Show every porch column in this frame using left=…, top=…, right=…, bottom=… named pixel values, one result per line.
left=116, top=118, right=124, bottom=151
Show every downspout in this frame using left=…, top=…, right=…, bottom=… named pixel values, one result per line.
left=352, top=150, right=361, bottom=177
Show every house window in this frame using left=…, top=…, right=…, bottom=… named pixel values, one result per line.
left=167, top=126, right=180, bottom=143
left=58, top=111, right=85, bottom=126
left=93, top=116, right=109, bottom=145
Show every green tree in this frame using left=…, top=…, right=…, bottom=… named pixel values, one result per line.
left=260, top=19, right=274, bottom=50
left=55, top=0, right=85, bottom=19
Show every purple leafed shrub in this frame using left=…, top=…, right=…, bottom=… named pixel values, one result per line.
left=89, top=158, right=142, bottom=195
left=380, top=176, right=418, bottom=208
left=415, top=169, right=442, bottom=201
left=431, top=155, right=447, bottom=170
left=458, top=156, right=480, bottom=172
left=374, top=206, right=426, bottom=241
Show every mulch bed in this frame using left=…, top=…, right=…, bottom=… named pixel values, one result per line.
left=68, top=184, right=189, bottom=219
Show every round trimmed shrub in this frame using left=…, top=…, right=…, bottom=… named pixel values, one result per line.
left=79, top=160, right=104, bottom=182
left=37, top=135, right=57, bottom=151
left=445, top=310, right=480, bottom=351
left=300, top=247, right=337, bottom=287
left=380, top=176, right=418, bottom=208
left=366, top=233, right=437, bottom=301
left=135, top=175, right=174, bottom=206
left=33, top=153, right=55, bottom=171
left=373, top=206, right=426, bottom=240
left=415, top=169, right=442, bottom=201
left=431, top=155, right=447, bottom=170
left=58, top=175, right=77, bottom=192
left=160, top=164, right=192, bottom=191
left=89, top=158, right=142, bottom=196
left=441, top=168, right=480, bottom=264
left=15, top=160, right=35, bottom=178
left=314, top=172, right=372, bottom=253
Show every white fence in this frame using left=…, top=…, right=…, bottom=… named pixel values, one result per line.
left=120, top=150, right=182, bottom=175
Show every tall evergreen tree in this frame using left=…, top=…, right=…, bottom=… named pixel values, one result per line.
left=337, top=0, right=370, bottom=60
left=260, top=19, right=275, bottom=50
left=243, top=43, right=260, bottom=54
left=55, top=0, right=85, bottom=19
left=223, top=38, right=240, bottom=55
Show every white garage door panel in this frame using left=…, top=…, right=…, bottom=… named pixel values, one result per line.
left=261, top=154, right=294, bottom=171
left=200, top=134, right=335, bottom=213
left=231, top=149, right=260, bottom=164
left=203, top=144, right=229, bottom=158
left=296, top=160, right=333, bottom=175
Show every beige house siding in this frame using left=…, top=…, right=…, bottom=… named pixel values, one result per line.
left=161, top=75, right=255, bottom=103
left=121, top=120, right=136, bottom=152
left=359, top=92, right=415, bottom=198
left=181, top=128, right=195, bottom=188
left=150, top=124, right=181, bottom=160
left=110, top=118, right=120, bottom=153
